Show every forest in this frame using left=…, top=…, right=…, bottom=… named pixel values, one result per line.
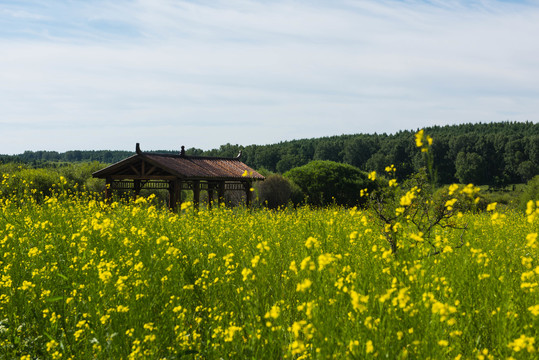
left=2, top=121, right=537, bottom=188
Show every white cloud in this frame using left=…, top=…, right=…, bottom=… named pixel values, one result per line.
left=1, top=0, right=538, bottom=154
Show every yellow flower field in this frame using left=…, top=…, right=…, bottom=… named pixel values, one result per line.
left=0, top=186, right=538, bottom=359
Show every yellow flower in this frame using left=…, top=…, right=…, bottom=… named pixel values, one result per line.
left=366, top=340, right=374, bottom=354
left=400, top=187, right=418, bottom=206
left=300, top=256, right=316, bottom=271
left=305, top=236, right=319, bottom=249
left=46, top=340, right=59, bottom=352
left=445, top=198, right=458, bottom=211
left=223, top=325, right=243, bottom=342
left=350, top=290, right=368, bottom=313
left=28, top=247, right=41, bottom=257
left=180, top=201, right=192, bottom=210
left=486, top=202, right=497, bottom=212
left=100, top=315, right=110, bottom=325
left=528, top=304, right=539, bottom=316
left=74, top=329, right=85, bottom=341
left=438, top=340, right=449, bottom=347
left=318, top=253, right=335, bottom=271
left=368, top=171, right=376, bottom=181
left=242, top=268, right=253, bottom=281
left=20, top=280, right=35, bottom=291
left=448, top=184, right=459, bottom=195
left=415, top=130, right=424, bottom=147
left=410, top=232, right=424, bottom=242
left=443, top=246, right=453, bottom=253
left=388, top=179, right=398, bottom=187
left=264, top=305, right=280, bottom=319
left=526, top=233, right=537, bottom=248
left=507, top=334, right=536, bottom=353
left=296, top=279, right=312, bottom=292
left=251, top=255, right=260, bottom=268
left=116, top=305, right=129, bottom=313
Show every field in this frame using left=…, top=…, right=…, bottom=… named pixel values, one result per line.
left=0, top=185, right=538, bottom=359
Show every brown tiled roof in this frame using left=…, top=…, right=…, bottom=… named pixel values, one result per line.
left=143, top=153, right=264, bottom=180
left=92, top=146, right=264, bottom=181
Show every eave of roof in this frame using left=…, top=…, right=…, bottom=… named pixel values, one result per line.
left=92, top=146, right=264, bottom=181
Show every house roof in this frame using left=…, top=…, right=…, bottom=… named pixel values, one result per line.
left=92, top=144, right=264, bottom=181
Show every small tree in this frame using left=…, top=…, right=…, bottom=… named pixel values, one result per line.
left=284, top=161, right=378, bottom=207
left=256, top=174, right=302, bottom=209
left=365, top=130, right=479, bottom=256
left=519, top=175, right=539, bottom=211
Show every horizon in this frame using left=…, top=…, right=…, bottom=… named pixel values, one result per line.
left=2, top=0, right=539, bottom=155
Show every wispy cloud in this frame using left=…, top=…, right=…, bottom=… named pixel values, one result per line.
left=1, top=0, right=538, bottom=153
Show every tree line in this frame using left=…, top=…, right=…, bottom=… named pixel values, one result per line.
left=1, top=121, right=537, bottom=186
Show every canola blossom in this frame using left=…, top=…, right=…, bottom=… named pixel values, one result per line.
left=0, top=183, right=537, bottom=359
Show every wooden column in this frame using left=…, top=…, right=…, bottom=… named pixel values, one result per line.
left=175, top=180, right=182, bottom=210
left=105, top=177, right=112, bottom=202
left=244, top=181, right=253, bottom=207
left=168, top=179, right=182, bottom=211
left=134, top=179, right=141, bottom=200
left=207, top=183, right=214, bottom=210
left=168, top=181, right=174, bottom=210
left=193, top=180, right=200, bottom=210
left=168, top=180, right=174, bottom=211
left=218, top=181, right=225, bottom=206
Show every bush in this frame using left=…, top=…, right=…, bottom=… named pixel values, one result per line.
left=284, top=160, right=377, bottom=207
left=255, top=174, right=302, bottom=209
left=0, top=168, right=64, bottom=200
left=519, top=175, right=539, bottom=211
left=62, top=161, right=106, bottom=187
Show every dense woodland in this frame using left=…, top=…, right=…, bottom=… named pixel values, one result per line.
left=1, top=121, right=537, bottom=187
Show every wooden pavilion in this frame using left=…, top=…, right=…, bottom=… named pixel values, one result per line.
left=92, top=143, right=264, bottom=210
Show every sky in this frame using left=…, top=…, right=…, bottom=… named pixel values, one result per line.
left=1, top=0, right=538, bottom=154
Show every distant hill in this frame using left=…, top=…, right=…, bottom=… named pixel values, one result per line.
left=1, top=121, right=537, bottom=186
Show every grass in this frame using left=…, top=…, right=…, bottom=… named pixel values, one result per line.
left=0, top=186, right=538, bottom=359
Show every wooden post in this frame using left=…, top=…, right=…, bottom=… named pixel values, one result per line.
left=168, top=179, right=182, bottom=211
left=175, top=180, right=182, bottom=211
left=134, top=179, right=141, bottom=200
left=218, top=181, right=225, bottom=206
left=168, top=180, right=175, bottom=211
left=193, top=180, right=200, bottom=210
left=105, top=177, right=112, bottom=202
left=244, top=181, right=253, bottom=207
left=207, top=183, right=214, bottom=210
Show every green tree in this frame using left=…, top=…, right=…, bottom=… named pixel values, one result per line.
left=342, top=137, right=377, bottom=169
left=254, top=147, right=280, bottom=172
left=313, top=140, right=343, bottom=162
left=276, top=154, right=307, bottom=174
left=519, top=175, right=539, bottom=210
left=518, top=161, right=538, bottom=183
left=255, top=174, right=302, bottom=209
left=284, top=160, right=375, bottom=207
left=455, top=152, right=485, bottom=184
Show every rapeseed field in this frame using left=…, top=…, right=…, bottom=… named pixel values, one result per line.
left=0, top=176, right=537, bottom=359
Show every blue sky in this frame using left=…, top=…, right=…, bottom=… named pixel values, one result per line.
left=1, top=0, right=538, bottom=154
